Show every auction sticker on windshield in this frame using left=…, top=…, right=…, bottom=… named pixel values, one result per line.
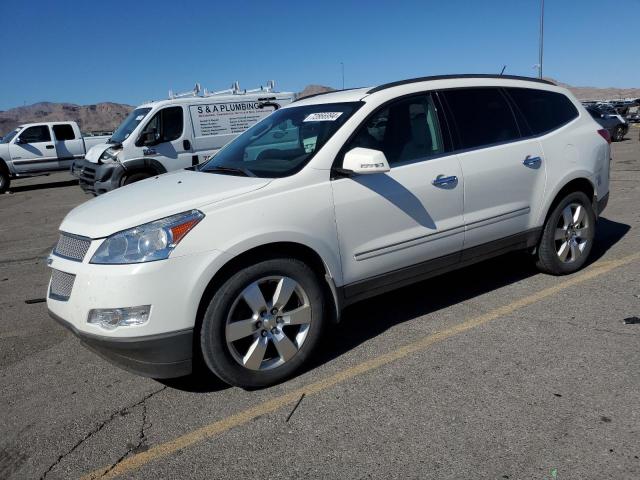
left=303, top=112, right=343, bottom=122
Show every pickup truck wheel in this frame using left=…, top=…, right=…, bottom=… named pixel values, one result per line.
left=123, top=172, right=151, bottom=186
left=613, top=126, right=625, bottom=142
left=0, top=170, right=9, bottom=194
left=536, top=191, right=595, bottom=275
left=200, top=258, right=325, bottom=388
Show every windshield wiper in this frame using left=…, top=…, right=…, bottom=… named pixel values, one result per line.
left=204, top=165, right=253, bottom=177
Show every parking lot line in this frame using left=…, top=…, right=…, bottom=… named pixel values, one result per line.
left=82, top=252, right=640, bottom=480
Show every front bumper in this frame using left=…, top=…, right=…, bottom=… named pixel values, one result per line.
left=49, top=310, right=193, bottom=378
left=46, top=247, right=230, bottom=378
left=71, top=159, right=124, bottom=195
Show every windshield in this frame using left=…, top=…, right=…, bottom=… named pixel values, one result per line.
left=0, top=128, right=20, bottom=144
left=110, top=107, right=152, bottom=144
left=199, top=102, right=361, bottom=178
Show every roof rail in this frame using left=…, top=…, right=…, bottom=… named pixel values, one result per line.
left=367, top=74, right=555, bottom=94
left=168, top=83, right=202, bottom=99
left=202, top=80, right=278, bottom=97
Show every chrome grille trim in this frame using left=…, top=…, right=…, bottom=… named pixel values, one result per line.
left=53, top=232, right=91, bottom=262
left=49, top=269, right=75, bottom=301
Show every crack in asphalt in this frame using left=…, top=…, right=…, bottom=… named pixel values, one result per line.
left=39, top=386, right=166, bottom=480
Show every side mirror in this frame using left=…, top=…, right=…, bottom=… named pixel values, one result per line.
left=342, top=147, right=390, bottom=175
left=15, top=137, right=26, bottom=144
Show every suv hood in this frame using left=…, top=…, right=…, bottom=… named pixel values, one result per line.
left=60, top=170, right=270, bottom=238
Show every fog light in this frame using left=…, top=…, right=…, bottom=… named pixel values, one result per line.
left=87, top=305, right=151, bottom=330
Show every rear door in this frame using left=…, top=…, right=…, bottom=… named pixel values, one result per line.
left=331, top=93, right=465, bottom=296
left=9, top=125, right=58, bottom=173
left=441, top=87, right=546, bottom=254
left=138, top=106, right=192, bottom=170
left=52, top=123, right=84, bottom=169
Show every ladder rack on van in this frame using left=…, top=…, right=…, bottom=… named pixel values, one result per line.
left=168, top=80, right=278, bottom=99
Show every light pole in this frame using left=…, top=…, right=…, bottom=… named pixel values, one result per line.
left=538, top=0, right=545, bottom=79
left=340, top=62, right=345, bottom=90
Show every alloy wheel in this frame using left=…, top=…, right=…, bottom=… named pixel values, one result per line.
left=225, top=276, right=312, bottom=371
left=554, top=202, right=591, bottom=263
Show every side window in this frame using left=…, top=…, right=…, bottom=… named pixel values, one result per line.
left=19, top=125, right=51, bottom=143
left=141, top=106, right=184, bottom=143
left=443, top=88, right=520, bottom=149
left=506, top=88, right=578, bottom=135
left=345, top=94, right=444, bottom=166
left=53, top=124, right=76, bottom=141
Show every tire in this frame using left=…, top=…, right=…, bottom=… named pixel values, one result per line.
left=613, top=125, right=625, bottom=142
left=536, top=191, right=596, bottom=275
left=0, top=169, right=9, bottom=194
left=122, top=172, right=151, bottom=186
left=200, top=257, right=325, bottom=388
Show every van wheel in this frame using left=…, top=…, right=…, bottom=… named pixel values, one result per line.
left=0, top=170, right=9, bottom=194
left=200, top=258, right=325, bottom=388
left=536, top=191, right=596, bottom=275
left=122, top=172, right=151, bottom=186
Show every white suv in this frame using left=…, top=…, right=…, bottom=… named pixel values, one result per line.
left=47, top=75, right=611, bottom=388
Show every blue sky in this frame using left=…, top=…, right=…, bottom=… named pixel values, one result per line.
left=1, top=0, right=638, bottom=110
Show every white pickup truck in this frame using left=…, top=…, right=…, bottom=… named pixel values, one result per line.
left=0, top=121, right=109, bottom=193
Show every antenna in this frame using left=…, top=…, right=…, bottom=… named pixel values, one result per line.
left=500, top=65, right=506, bottom=75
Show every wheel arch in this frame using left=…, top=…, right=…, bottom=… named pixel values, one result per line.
left=121, top=157, right=167, bottom=183
left=540, top=175, right=596, bottom=226
left=193, top=241, right=342, bottom=359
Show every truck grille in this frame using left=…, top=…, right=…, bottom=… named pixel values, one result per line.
left=49, top=270, right=76, bottom=301
left=53, top=233, right=91, bottom=262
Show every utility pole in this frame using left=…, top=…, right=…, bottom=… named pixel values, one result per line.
left=538, top=0, right=545, bottom=79
left=340, top=62, right=345, bottom=90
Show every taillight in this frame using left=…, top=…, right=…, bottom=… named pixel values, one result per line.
left=597, top=129, right=611, bottom=144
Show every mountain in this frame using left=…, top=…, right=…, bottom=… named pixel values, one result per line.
left=2, top=80, right=637, bottom=137
left=0, top=102, right=134, bottom=136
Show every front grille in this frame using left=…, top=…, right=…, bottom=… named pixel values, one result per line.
left=49, top=270, right=76, bottom=301
left=53, top=233, right=91, bottom=262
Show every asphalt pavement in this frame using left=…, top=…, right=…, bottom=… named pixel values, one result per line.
left=1, top=127, right=639, bottom=480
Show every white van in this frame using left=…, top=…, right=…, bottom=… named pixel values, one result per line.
left=71, top=82, right=295, bottom=195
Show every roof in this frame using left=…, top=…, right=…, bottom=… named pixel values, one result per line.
left=291, top=74, right=561, bottom=107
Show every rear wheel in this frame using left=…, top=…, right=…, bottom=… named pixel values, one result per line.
left=536, top=191, right=596, bottom=275
left=200, top=258, right=325, bottom=388
left=0, top=169, right=9, bottom=194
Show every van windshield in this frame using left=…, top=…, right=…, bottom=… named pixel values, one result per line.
left=199, top=102, right=361, bottom=178
left=109, top=108, right=152, bottom=144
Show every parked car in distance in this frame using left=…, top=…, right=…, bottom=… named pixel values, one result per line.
left=585, top=106, right=628, bottom=141
left=0, top=122, right=109, bottom=193
left=47, top=74, right=611, bottom=388
left=71, top=81, right=295, bottom=195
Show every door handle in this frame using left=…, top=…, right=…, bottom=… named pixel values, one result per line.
left=46, top=145, right=54, bottom=149
left=432, top=174, right=458, bottom=187
left=523, top=155, right=542, bottom=168
left=183, top=139, right=191, bottom=151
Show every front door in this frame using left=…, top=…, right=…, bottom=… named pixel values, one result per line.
left=331, top=93, right=465, bottom=297
left=139, top=106, right=192, bottom=170
left=9, top=125, right=57, bottom=173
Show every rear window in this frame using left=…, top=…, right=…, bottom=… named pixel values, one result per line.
left=442, top=88, right=520, bottom=150
left=506, top=88, right=578, bottom=135
left=53, top=124, right=76, bottom=141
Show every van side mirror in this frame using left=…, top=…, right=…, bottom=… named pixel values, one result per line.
left=342, top=147, right=390, bottom=175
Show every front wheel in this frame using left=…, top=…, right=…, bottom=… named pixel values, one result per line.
left=536, top=191, right=596, bottom=275
left=0, top=170, right=9, bottom=194
left=200, top=258, right=325, bottom=388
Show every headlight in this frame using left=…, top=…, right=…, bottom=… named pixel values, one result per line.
left=99, top=147, right=121, bottom=163
left=90, top=210, right=204, bottom=264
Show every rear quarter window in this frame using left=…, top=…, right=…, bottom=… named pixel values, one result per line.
left=505, top=88, right=578, bottom=135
